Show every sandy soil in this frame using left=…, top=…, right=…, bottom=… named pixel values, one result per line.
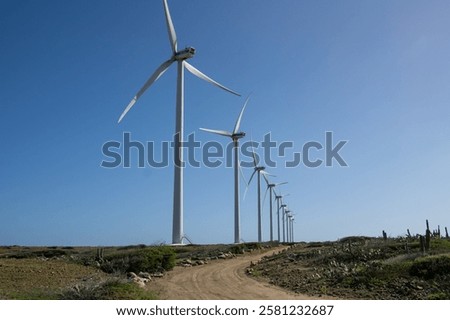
left=151, top=248, right=325, bottom=300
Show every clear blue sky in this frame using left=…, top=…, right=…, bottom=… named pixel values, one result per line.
left=1, top=0, right=449, bottom=245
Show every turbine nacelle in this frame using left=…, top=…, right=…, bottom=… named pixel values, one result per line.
left=174, top=47, right=196, bottom=61
left=255, top=166, right=266, bottom=172
left=232, top=132, right=246, bottom=140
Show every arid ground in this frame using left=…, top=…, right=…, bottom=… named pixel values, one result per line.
left=1, top=238, right=449, bottom=300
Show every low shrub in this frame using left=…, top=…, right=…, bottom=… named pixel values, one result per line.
left=60, top=279, right=158, bottom=300
left=101, top=246, right=176, bottom=274
left=409, top=255, right=450, bottom=279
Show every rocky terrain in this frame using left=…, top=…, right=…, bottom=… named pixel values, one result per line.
left=249, top=237, right=450, bottom=299
left=0, top=242, right=276, bottom=299
left=1, top=238, right=449, bottom=299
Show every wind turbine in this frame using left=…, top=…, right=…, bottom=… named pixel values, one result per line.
left=286, top=211, right=295, bottom=242
left=199, top=96, right=250, bottom=244
left=246, top=149, right=272, bottom=242
left=280, top=204, right=287, bottom=242
left=285, top=209, right=291, bottom=242
left=275, top=192, right=289, bottom=242
left=289, top=213, right=296, bottom=242
left=274, top=191, right=282, bottom=242
left=118, top=0, right=240, bottom=244
left=262, top=176, right=287, bottom=242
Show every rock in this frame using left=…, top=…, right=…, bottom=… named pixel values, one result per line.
left=152, top=272, right=164, bottom=278
left=138, top=272, right=152, bottom=280
left=131, top=278, right=147, bottom=288
left=127, top=272, right=149, bottom=288
left=218, top=254, right=227, bottom=259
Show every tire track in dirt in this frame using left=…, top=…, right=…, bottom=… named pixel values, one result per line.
left=151, top=247, right=323, bottom=300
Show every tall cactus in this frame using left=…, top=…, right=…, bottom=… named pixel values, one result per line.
left=425, top=219, right=431, bottom=251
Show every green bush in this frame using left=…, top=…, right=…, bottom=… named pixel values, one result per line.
left=229, top=242, right=262, bottom=254
left=409, top=256, right=450, bottom=279
left=101, top=246, right=176, bottom=274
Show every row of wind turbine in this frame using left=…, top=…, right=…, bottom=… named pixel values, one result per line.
left=118, top=0, right=297, bottom=244
left=118, top=0, right=240, bottom=244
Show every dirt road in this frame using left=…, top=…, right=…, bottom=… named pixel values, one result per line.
left=151, top=248, right=321, bottom=300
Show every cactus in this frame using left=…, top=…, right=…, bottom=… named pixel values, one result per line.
left=424, top=219, right=431, bottom=251
left=419, top=236, right=426, bottom=254
left=445, top=227, right=449, bottom=239
left=96, top=247, right=104, bottom=261
left=382, top=230, right=387, bottom=241
left=425, top=229, right=431, bottom=251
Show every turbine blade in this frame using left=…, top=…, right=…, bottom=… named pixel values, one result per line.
left=243, top=169, right=257, bottom=200
left=239, top=163, right=247, bottom=186
left=282, top=193, right=290, bottom=198
left=184, top=62, right=240, bottom=96
left=163, top=0, right=177, bottom=53
left=273, top=188, right=278, bottom=197
left=260, top=170, right=275, bottom=177
left=275, top=182, right=288, bottom=187
left=262, top=186, right=269, bottom=207
left=199, top=128, right=233, bottom=137
left=251, top=148, right=258, bottom=167
left=232, top=95, right=251, bottom=134
left=262, top=173, right=270, bottom=186
left=118, top=59, right=174, bottom=123
left=247, top=170, right=257, bottom=187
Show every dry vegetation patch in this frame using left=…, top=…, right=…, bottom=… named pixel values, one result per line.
left=0, top=258, right=105, bottom=299
left=250, top=238, right=450, bottom=299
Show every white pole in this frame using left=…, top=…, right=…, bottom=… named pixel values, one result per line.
left=257, top=171, right=262, bottom=242
left=172, top=60, right=184, bottom=244
left=233, top=139, right=240, bottom=243
left=269, top=186, right=273, bottom=241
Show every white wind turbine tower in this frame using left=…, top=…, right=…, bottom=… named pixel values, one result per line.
left=274, top=191, right=282, bottom=241
left=285, top=209, right=291, bottom=242
left=286, top=212, right=295, bottom=242
left=262, top=176, right=287, bottom=242
left=199, top=96, right=250, bottom=244
left=285, top=209, right=295, bottom=242
left=273, top=189, right=289, bottom=242
left=280, top=203, right=288, bottom=242
left=118, top=0, right=240, bottom=244
left=246, top=149, right=272, bottom=242
left=289, top=213, right=296, bottom=242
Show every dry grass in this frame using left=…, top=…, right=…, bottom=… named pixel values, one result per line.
left=0, top=258, right=105, bottom=299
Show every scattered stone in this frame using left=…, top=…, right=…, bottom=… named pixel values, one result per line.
left=151, top=272, right=164, bottom=278
left=138, top=272, right=152, bottom=280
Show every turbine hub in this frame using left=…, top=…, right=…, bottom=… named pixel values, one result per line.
left=232, top=132, right=245, bottom=140
left=256, top=166, right=266, bottom=171
left=174, top=47, right=196, bottom=61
